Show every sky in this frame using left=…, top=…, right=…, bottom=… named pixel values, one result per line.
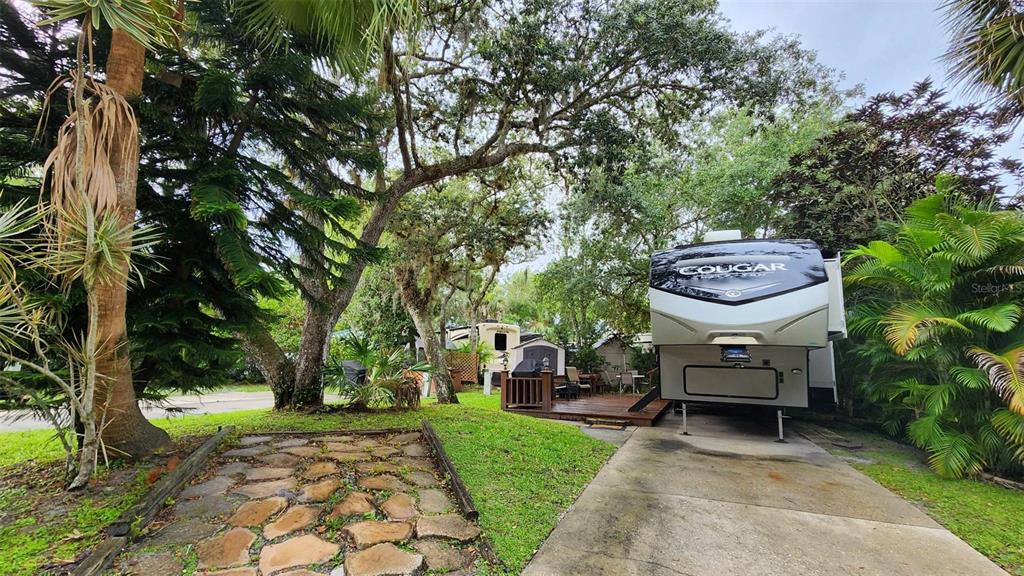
left=719, top=0, right=957, bottom=101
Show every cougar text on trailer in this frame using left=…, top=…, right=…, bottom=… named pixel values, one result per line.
left=648, top=230, right=847, bottom=441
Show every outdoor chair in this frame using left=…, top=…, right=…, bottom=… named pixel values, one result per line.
left=567, top=366, right=591, bottom=397
left=619, top=371, right=635, bottom=394
left=554, top=376, right=580, bottom=399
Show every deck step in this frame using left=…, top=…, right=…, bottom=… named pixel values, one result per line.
left=586, top=418, right=628, bottom=429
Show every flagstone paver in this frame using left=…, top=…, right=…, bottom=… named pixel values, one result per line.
left=205, top=567, right=257, bottom=576
left=380, top=493, right=417, bottom=521
left=229, top=497, right=288, bottom=527
left=345, top=543, right=424, bottom=576
left=414, top=539, right=474, bottom=572
left=400, top=443, right=428, bottom=457
left=174, top=495, right=238, bottom=519
left=123, top=552, right=181, bottom=575
left=300, top=461, right=339, bottom=480
left=325, top=442, right=362, bottom=452
left=223, top=446, right=272, bottom=458
left=283, top=446, right=323, bottom=458
left=417, top=489, right=453, bottom=514
left=275, top=438, right=309, bottom=448
left=148, top=518, right=220, bottom=546
left=403, top=470, right=437, bottom=487
left=181, top=476, right=235, bottom=499
left=357, top=475, right=408, bottom=492
left=233, top=478, right=296, bottom=499
left=355, top=461, right=399, bottom=474
left=264, top=505, right=319, bottom=539
left=218, top=462, right=252, bottom=476
left=370, top=446, right=400, bottom=459
left=330, top=492, right=375, bottom=518
left=394, top=457, right=433, bottom=471
left=415, top=514, right=481, bottom=542
left=121, top=434, right=485, bottom=576
left=314, top=435, right=353, bottom=443
left=258, top=534, right=340, bottom=574
left=243, top=467, right=294, bottom=481
left=391, top=432, right=421, bottom=445
left=344, top=520, right=413, bottom=548
left=353, top=439, right=380, bottom=450
left=299, top=478, right=341, bottom=502
left=239, top=435, right=272, bottom=446
left=196, top=527, right=256, bottom=570
left=329, top=451, right=371, bottom=463
left=260, top=453, right=302, bottom=467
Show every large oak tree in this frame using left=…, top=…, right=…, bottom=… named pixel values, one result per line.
left=242, top=0, right=832, bottom=409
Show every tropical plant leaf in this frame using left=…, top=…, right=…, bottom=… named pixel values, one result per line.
left=992, top=408, right=1024, bottom=444
left=956, top=302, right=1022, bottom=332
left=32, top=0, right=180, bottom=51
left=881, top=304, right=969, bottom=355
left=950, top=365, right=991, bottom=390
left=969, top=346, right=1024, bottom=414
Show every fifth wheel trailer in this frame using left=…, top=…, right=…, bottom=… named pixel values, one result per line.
left=648, top=231, right=846, bottom=437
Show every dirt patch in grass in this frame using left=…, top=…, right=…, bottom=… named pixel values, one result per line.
left=0, top=439, right=203, bottom=576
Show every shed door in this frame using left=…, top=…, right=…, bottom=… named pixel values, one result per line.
left=523, top=345, right=557, bottom=370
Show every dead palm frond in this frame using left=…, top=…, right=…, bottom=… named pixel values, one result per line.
left=38, top=73, right=138, bottom=222
left=970, top=346, right=1024, bottom=414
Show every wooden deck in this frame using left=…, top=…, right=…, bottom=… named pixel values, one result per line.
left=504, top=393, right=672, bottom=427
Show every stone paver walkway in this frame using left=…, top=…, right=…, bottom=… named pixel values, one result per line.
left=114, top=431, right=484, bottom=576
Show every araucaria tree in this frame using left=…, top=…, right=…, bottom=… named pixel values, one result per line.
left=845, top=187, right=1024, bottom=478
left=242, top=0, right=835, bottom=408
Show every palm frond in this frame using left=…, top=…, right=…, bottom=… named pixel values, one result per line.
left=942, top=0, right=1024, bottom=111
left=969, top=345, right=1024, bottom=413
left=956, top=302, right=1022, bottom=332
left=32, top=0, right=180, bottom=51
left=881, top=304, right=969, bottom=355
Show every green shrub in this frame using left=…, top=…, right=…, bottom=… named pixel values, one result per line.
left=845, top=185, right=1024, bottom=478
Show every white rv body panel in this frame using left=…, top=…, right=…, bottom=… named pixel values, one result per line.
left=660, top=345, right=809, bottom=407
left=649, top=284, right=830, bottom=348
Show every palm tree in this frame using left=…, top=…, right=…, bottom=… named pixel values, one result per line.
left=32, top=0, right=417, bottom=457
left=845, top=180, right=1024, bottom=477
left=942, top=0, right=1024, bottom=115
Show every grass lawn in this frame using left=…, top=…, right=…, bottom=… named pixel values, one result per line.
left=818, top=423, right=1024, bottom=575
left=0, top=391, right=615, bottom=575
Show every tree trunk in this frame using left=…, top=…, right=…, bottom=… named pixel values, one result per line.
left=395, top=267, right=457, bottom=404
left=239, top=325, right=295, bottom=409
left=291, top=210, right=333, bottom=409
left=292, top=301, right=332, bottom=408
left=94, top=29, right=170, bottom=458
left=409, top=305, right=457, bottom=404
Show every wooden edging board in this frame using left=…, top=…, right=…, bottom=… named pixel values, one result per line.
left=71, top=425, right=235, bottom=576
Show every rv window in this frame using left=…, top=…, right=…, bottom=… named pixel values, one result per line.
left=494, top=333, right=507, bottom=351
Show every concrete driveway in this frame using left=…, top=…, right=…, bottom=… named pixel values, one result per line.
left=524, top=410, right=1007, bottom=576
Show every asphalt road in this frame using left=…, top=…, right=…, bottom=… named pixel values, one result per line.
left=0, top=391, right=342, bottom=432
left=524, top=410, right=1007, bottom=576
